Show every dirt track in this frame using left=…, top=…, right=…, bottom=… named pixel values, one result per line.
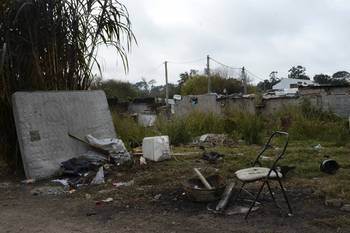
left=0, top=179, right=349, bottom=233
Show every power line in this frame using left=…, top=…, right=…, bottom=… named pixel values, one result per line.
left=209, top=57, right=242, bottom=70
left=246, top=69, right=265, bottom=82
left=167, top=57, right=205, bottom=65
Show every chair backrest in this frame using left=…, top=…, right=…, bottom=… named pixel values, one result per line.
left=252, top=131, right=289, bottom=170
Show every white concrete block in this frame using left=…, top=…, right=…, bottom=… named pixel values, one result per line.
left=142, top=136, right=170, bottom=162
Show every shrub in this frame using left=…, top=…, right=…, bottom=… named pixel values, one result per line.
left=155, top=116, right=192, bottom=146
left=112, top=112, right=156, bottom=149
left=273, top=101, right=349, bottom=145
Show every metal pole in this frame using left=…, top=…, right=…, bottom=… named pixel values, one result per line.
left=164, top=61, right=169, bottom=106
left=207, top=55, right=211, bottom=93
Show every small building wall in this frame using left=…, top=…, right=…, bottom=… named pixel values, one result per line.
left=169, top=86, right=350, bottom=118
left=173, top=94, right=220, bottom=116
left=299, top=86, right=350, bottom=117
left=260, top=97, right=299, bottom=116
left=219, top=97, right=256, bottom=114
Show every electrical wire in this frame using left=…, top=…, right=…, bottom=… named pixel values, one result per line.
left=246, top=69, right=265, bottom=81
left=209, top=57, right=242, bottom=70
left=167, top=57, right=205, bottom=65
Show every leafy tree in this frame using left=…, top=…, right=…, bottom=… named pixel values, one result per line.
left=149, top=83, right=180, bottom=98
left=313, top=74, right=332, bottom=85
left=257, top=71, right=280, bottom=91
left=313, top=73, right=349, bottom=86
left=134, top=78, right=156, bottom=95
left=93, top=79, right=141, bottom=101
left=332, top=71, right=350, bottom=79
left=288, top=66, right=310, bottom=80
left=178, top=69, right=198, bottom=89
left=180, top=74, right=242, bottom=95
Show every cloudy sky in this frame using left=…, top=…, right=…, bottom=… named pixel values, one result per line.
left=96, top=0, right=350, bottom=85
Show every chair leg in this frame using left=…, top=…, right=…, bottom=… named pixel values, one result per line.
left=266, top=181, right=278, bottom=207
left=277, top=177, right=293, bottom=215
left=245, top=181, right=266, bottom=220
left=231, top=182, right=245, bottom=205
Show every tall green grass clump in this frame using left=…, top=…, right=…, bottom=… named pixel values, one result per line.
left=112, top=112, right=156, bottom=149
left=155, top=116, right=192, bottom=146
left=184, top=111, right=226, bottom=137
left=224, top=110, right=264, bottom=144
left=274, top=99, right=349, bottom=145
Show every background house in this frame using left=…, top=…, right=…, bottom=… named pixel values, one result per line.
left=272, top=78, right=315, bottom=95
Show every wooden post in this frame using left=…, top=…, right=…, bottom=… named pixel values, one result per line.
left=216, top=181, right=236, bottom=212
left=207, top=55, right=211, bottom=93
left=164, top=61, right=169, bottom=106
left=193, top=168, right=213, bottom=190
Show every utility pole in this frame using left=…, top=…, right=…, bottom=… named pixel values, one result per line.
left=164, top=61, right=169, bottom=106
left=242, top=66, right=247, bottom=94
left=207, top=55, right=211, bottom=93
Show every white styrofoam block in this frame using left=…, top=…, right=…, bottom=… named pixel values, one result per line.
left=142, top=136, right=170, bottom=161
left=12, top=91, right=116, bottom=179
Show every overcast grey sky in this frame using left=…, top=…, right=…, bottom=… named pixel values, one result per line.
left=96, top=0, right=350, bottom=85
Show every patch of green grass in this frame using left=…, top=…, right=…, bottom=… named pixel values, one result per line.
left=112, top=112, right=157, bottom=149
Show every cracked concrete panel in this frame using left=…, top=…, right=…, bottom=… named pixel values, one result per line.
left=12, top=91, right=116, bottom=179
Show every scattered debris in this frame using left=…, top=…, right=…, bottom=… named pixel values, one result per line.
left=215, top=181, right=236, bottom=213
left=142, top=136, right=171, bottom=162
left=85, top=134, right=132, bottom=165
left=313, top=144, right=323, bottom=150
left=51, top=179, right=69, bottom=187
left=31, top=186, right=65, bottom=196
left=90, top=167, right=105, bottom=185
left=341, top=204, right=350, bottom=212
left=55, top=134, right=133, bottom=189
left=102, top=197, right=113, bottom=203
left=197, top=134, right=235, bottom=147
left=85, top=193, right=92, bottom=199
left=154, top=194, right=162, bottom=200
left=200, top=146, right=224, bottom=163
left=86, top=212, right=97, bottom=217
left=261, top=156, right=273, bottom=161
left=184, top=174, right=226, bottom=202
left=320, top=159, right=340, bottom=174
left=140, top=156, right=147, bottom=165
left=325, top=198, right=343, bottom=208
left=68, top=189, right=76, bottom=194
left=226, top=206, right=259, bottom=215
left=112, top=180, right=134, bottom=188
left=0, top=182, right=11, bottom=188
left=21, top=179, right=35, bottom=184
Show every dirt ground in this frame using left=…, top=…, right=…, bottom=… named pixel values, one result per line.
left=1, top=142, right=350, bottom=233
left=0, top=177, right=349, bottom=233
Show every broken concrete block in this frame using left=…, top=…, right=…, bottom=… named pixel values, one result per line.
left=12, top=91, right=116, bottom=180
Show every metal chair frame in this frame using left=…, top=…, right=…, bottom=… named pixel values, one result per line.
left=233, top=131, right=293, bottom=219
